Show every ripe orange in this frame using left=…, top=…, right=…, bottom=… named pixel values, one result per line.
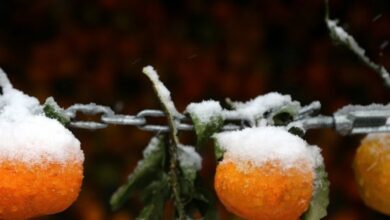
left=215, top=155, right=314, bottom=220
left=353, top=133, right=390, bottom=215
left=0, top=159, right=83, bottom=219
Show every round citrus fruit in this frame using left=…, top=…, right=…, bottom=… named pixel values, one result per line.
left=0, top=72, right=84, bottom=219
left=214, top=127, right=322, bottom=220
left=353, top=133, right=390, bottom=215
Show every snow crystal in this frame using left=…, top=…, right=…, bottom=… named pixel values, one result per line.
left=142, top=66, right=180, bottom=116
left=0, top=70, right=83, bottom=165
left=214, top=126, right=322, bottom=170
left=223, top=92, right=299, bottom=124
left=186, top=100, right=222, bottom=123
left=178, top=145, right=202, bottom=170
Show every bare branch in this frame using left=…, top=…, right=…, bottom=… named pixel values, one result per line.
left=325, top=0, right=390, bottom=88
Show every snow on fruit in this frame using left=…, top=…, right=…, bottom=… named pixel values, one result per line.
left=0, top=70, right=84, bottom=219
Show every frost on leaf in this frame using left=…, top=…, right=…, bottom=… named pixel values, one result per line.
left=186, top=100, right=224, bottom=145
left=301, top=164, right=330, bottom=220
left=142, top=65, right=180, bottom=117
left=43, top=97, right=70, bottom=126
left=178, top=144, right=202, bottom=182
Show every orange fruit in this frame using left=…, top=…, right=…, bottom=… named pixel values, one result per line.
left=213, top=127, right=320, bottom=220
left=353, top=133, right=390, bottom=215
left=215, top=156, right=314, bottom=220
left=0, top=71, right=84, bottom=219
left=0, top=159, right=83, bottom=219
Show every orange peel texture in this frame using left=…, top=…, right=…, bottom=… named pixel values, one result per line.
left=0, top=159, right=83, bottom=219
left=215, top=158, right=313, bottom=220
left=353, top=134, right=390, bottom=215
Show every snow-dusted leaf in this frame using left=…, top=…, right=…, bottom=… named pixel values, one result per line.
left=43, top=97, right=70, bottom=126
left=137, top=174, right=170, bottom=220
left=178, top=145, right=202, bottom=182
left=213, top=140, right=225, bottom=161
left=301, top=165, right=329, bottom=220
left=110, top=135, right=165, bottom=211
left=271, top=103, right=300, bottom=126
left=186, top=100, right=224, bottom=145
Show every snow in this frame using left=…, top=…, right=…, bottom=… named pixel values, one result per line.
left=142, top=136, right=161, bottom=157
left=186, top=100, right=222, bottom=123
left=142, top=66, right=180, bottom=117
left=178, top=144, right=202, bottom=170
left=326, top=19, right=365, bottom=57
left=0, top=70, right=83, bottom=165
left=214, top=126, right=322, bottom=171
left=223, top=92, right=299, bottom=124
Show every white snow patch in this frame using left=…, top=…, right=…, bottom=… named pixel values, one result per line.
left=223, top=92, right=299, bottom=124
left=186, top=100, right=222, bottom=123
left=214, top=126, right=322, bottom=170
left=142, top=66, right=180, bottom=116
left=178, top=145, right=202, bottom=170
left=0, top=70, right=83, bottom=165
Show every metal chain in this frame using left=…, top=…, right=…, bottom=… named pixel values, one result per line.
left=64, top=103, right=243, bottom=132
left=64, top=102, right=390, bottom=135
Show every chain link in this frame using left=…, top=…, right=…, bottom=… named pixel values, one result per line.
left=64, top=102, right=390, bottom=135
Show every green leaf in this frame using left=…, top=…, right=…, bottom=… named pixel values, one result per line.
left=271, top=104, right=300, bottom=126
left=213, top=141, right=225, bottom=161
left=137, top=174, right=170, bottom=220
left=288, top=126, right=305, bottom=137
left=186, top=102, right=224, bottom=146
left=301, top=165, right=330, bottom=220
left=136, top=198, right=165, bottom=220
left=140, top=173, right=170, bottom=203
left=178, top=145, right=202, bottom=183
left=193, top=188, right=218, bottom=220
left=110, top=135, right=165, bottom=211
left=43, top=97, right=70, bottom=126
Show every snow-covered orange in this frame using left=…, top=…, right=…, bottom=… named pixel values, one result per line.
left=215, top=158, right=313, bottom=220
left=0, top=70, right=84, bottom=219
left=213, top=127, right=322, bottom=220
left=353, top=133, right=390, bottom=215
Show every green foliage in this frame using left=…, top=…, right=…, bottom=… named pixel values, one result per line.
left=213, top=141, right=225, bottom=161
left=43, top=97, right=70, bottom=126
left=137, top=174, right=170, bottom=220
left=288, top=126, right=305, bottom=137
left=110, top=135, right=166, bottom=211
left=272, top=104, right=300, bottom=126
left=188, top=113, right=224, bottom=147
left=301, top=165, right=330, bottom=220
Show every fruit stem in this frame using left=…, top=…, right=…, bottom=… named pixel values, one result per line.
left=143, top=66, right=185, bottom=220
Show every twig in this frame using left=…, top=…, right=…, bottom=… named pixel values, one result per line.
left=325, top=0, right=390, bottom=88
left=142, top=66, right=185, bottom=220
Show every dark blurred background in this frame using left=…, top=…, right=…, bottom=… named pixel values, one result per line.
left=1, top=0, right=389, bottom=219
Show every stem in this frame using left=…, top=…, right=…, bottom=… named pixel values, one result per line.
left=325, top=0, right=390, bottom=88
left=142, top=66, right=185, bottom=220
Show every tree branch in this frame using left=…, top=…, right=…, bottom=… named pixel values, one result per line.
left=325, top=0, right=390, bottom=88
left=142, top=66, right=185, bottom=220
